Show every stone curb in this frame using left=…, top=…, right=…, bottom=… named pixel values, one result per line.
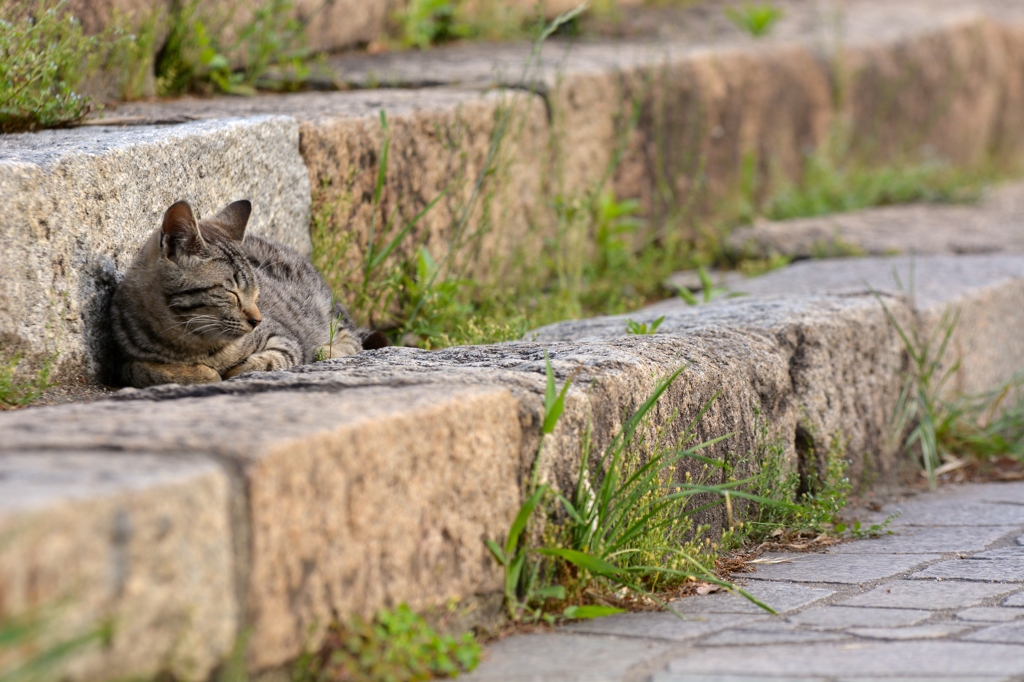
left=4, top=255, right=1024, bottom=678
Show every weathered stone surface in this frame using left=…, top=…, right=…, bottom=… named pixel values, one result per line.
left=976, top=547, right=1024, bottom=559
left=662, top=641, right=1024, bottom=677
left=0, top=116, right=311, bottom=381
left=848, top=624, right=972, bottom=640
left=888, top=502, right=1024, bottom=529
left=839, top=581, right=1017, bottom=610
left=1004, top=592, right=1024, bottom=606
left=964, top=622, right=1024, bottom=644
left=788, top=606, right=933, bottom=629
left=0, top=384, right=523, bottom=670
left=563, top=612, right=767, bottom=642
left=671, top=582, right=833, bottom=616
left=912, top=559, right=1024, bottom=582
left=534, top=292, right=911, bottom=490
left=0, top=452, right=236, bottom=681
left=327, top=0, right=1024, bottom=216
left=958, top=607, right=1024, bottom=622
left=464, top=634, right=668, bottom=682
left=699, top=623, right=850, bottom=647
left=723, top=254, right=1024, bottom=398
left=744, top=553, right=941, bottom=584
left=729, top=183, right=1024, bottom=260
left=828, top=526, right=1023, bottom=554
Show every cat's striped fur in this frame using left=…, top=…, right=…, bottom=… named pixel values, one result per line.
left=109, top=200, right=381, bottom=388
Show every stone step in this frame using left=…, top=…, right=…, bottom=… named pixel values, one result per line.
left=3, top=254, right=1024, bottom=678
left=0, top=452, right=236, bottom=681
left=730, top=181, right=1024, bottom=259
left=6, top=0, right=1024, bottom=385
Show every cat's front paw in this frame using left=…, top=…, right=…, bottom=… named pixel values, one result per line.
left=222, top=362, right=252, bottom=380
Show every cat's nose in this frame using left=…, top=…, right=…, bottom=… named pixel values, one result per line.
left=245, top=307, right=262, bottom=328
left=248, top=317, right=261, bottom=328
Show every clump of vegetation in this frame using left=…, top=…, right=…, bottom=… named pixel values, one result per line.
left=0, top=0, right=96, bottom=132
left=294, top=605, right=480, bottom=682
left=763, top=152, right=990, bottom=222
left=155, top=0, right=312, bottom=96
left=724, top=3, right=783, bottom=38
left=486, top=360, right=789, bottom=622
left=876, top=284, right=1024, bottom=488
left=0, top=353, right=53, bottom=410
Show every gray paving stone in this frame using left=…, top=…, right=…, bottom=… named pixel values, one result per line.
left=1003, top=592, right=1024, bottom=606
left=672, top=582, right=833, bottom=615
left=839, top=580, right=1017, bottom=610
left=974, top=547, right=1024, bottom=559
left=958, top=607, right=1024, bottom=622
left=563, top=612, right=767, bottom=642
left=964, top=622, right=1024, bottom=644
left=698, top=622, right=850, bottom=646
left=653, top=675, right=831, bottom=682
left=828, top=526, right=1021, bottom=555
left=848, top=624, right=971, bottom=640
left=788, top=606, right=932, bottom=629
left=933, top=482, right=1024, bottom=506
left=464, top=634, right=668, bottom=681
left=885, top=502, right=1024, bottom=527
left=912, top=559, right=1024, bottom=582
left=653, top=676, right=831, bottom=682
left=880, top=499, right=1024, bottom=524
left=745, top=553, right=941, bottom=584
left=663, top=641, right=1024, bottom=677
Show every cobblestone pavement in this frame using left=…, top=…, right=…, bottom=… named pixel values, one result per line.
left=465, top=482, right=1024, bottom=682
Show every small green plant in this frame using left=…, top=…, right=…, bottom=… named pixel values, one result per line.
left=0, top=353, right=53, bottom=410
left=675, top=266, right=734, bottom=306
left=625, top=316, right=664, bottom=335
left=293, top=605, right=480, bottom=682
left=0, top=0, right=96, bottom=132
left=724, top=3, right=783, bottom=38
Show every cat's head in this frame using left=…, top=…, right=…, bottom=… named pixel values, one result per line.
left=152, top=199, right=262, bottom=347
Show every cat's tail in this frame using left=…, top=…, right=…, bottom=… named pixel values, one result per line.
left=332, top=301, right=390, bottom=351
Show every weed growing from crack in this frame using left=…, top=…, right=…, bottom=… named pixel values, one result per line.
left=487, top=361, right=784, bottom=623
left=874, top=276, right=1024, bottom=489
left=625, top=316, right=664, bottom=335
left=725, top=3, right=783, bottom=38
left=293, top=605, right=480, bottom=682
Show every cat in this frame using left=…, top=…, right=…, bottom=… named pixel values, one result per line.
left=108, top=199, right=386, bottom=388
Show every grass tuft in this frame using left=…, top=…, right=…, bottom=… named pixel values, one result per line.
left=875, top=280, right=1024, bottom=488
left=293, top=605, right=480, bottom=682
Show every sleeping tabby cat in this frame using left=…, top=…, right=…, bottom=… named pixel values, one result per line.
left=109, top=199, right=384, bottom=388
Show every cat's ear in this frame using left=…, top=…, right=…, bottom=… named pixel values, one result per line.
left=160, top=201, right=204, bottom=259
left=211, top=200, right=252, bottom=242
